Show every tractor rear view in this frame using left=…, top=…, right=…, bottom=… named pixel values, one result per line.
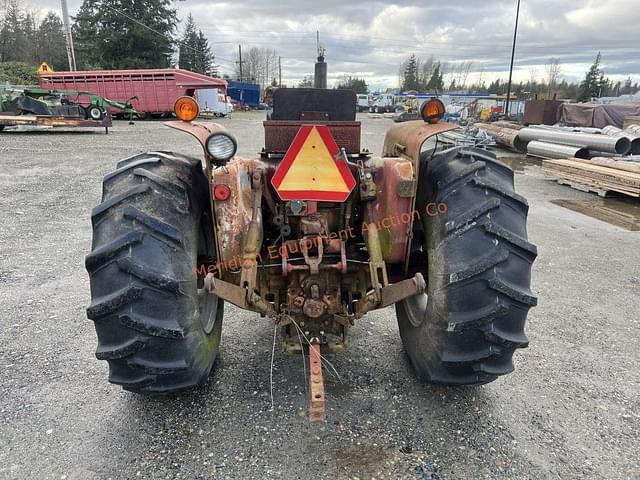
left=86, top=78, right=537, bottom=421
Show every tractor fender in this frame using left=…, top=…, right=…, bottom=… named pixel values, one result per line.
left=381, top=120, right=459, bottom=271
left=164, top=119, right=229, bottom=168
left=382, top=120, right=457, bottom=162
left=363, top=156, right=416, bottom=264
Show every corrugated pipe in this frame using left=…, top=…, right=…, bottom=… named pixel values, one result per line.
left=602, top=125, right=640, bottom=155
left=526, top=141, right=590, bottom=159
left=518, top=127, right=631, bottom=155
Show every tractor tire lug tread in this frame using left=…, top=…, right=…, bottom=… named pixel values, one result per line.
left=397, top=147, right=537, bottom=385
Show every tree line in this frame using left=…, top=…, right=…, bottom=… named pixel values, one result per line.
left=230, top=46, right=279, bottom=88
left=399, top=52, right=639, bottom=101
left=0, top=0, right=68, bottom=81
left=0, top=0, right=218, bottom=82
left=2, top=0, right=638, bottom=99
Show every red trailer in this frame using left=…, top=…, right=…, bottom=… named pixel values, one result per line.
left=38, top=68, right=227, bottom=118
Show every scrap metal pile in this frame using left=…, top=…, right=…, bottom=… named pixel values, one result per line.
left=476, top=121, right=640, bottom=198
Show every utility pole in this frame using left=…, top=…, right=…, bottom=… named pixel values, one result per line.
left=236, top=44, right=245, bottom=82
left=60, top=0, right=76, bottom=71
left=278, top=56, right=282, bottom=87
left=504, top=0, right=520, bottom=119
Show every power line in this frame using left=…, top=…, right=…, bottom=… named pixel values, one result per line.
left=98, top=3, right=235, bottom=74
left=505, top=0, right=521, bottom=118
left=200, top=30, right=638, bottom=52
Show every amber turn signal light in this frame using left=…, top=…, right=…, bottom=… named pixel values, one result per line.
left=174, top=96, right=199, bottom=122
left=420, top=98, right=445, bottom=124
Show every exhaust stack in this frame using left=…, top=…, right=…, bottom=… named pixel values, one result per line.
left=313, top=33, right=327, bottom=89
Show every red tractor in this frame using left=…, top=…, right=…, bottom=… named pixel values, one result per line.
left=86, top=88, right=536, bottom=421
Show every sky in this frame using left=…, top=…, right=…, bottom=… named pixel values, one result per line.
left=30, top=0, right=640, bottom=91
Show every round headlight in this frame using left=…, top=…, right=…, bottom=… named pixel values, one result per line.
left=205, top=132, right=237, bottom=165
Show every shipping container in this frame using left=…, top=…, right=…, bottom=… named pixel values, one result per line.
left=227, top=81, right=260, bottom=108
left=38, top=68, right=227, bottom=117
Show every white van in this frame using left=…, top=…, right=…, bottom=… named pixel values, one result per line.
left=356, top=94, right=370, bottom=112
left=195, top=88, right=234, bottom=117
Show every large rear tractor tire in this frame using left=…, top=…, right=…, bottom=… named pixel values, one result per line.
left=86, top=151, right=223, bottom=394
left=396, top=147, right=537, bottom=385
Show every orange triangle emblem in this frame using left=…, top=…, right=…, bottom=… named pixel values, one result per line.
left=271, top=125, right=356, bottom=202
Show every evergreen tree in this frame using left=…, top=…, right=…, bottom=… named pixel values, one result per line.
left=196, top=30, right=214, bottom=75
left=297, top=76, right=312, bottom=88
left=36, top=12, right=68, bottom=70
left=426, top=63, right=443, bottom=91
left=21, top=11, right=37, bottom=63
left=402, top=54, right=419, bottom=91
left=336, top=76, right=368, bottom=94
left=72, top=0, right=102, bottom=69
left=73, top=0, right=178, bottom=69
left=579, top=52, right=604, bottom=101
left=487, top=79, right=502, bottom=94
left=0, top=0, right=25, bottom=62
left=179, top=14, right=215, bottom=75
left=178, top=14, right=197, bottom=70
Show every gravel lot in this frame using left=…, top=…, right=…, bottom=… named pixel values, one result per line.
left=1, top=112, right=639, bottom=479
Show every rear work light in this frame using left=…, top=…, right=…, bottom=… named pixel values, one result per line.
left=206, top=132, right=237, bottom=166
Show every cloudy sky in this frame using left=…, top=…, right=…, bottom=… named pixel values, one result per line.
left=32, top=0, right=640, bottom=90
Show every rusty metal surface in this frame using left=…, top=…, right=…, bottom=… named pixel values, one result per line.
left=364, top=157, right=415, bottom=264
left=308, top=343, right=326, bottom=423
left=354, top=273, right=426, bottom=317
left=163, top=120, right=228, bottom=159
left=239, top=170, right=264, bottom=290
left=475, top=123, right=527, bottom=153
left=382, top=121, right=457, bottom=272
left=523, top=99, right=561, bottom=125
left=263, top=121, right=361, bottom=153
left=0, top=113, right=112, bottom=129
left=212, top=158, right=264, bottom=265
left=205, top=274, right=277, bottom=317
left=382, top=120, right=458, bottom=161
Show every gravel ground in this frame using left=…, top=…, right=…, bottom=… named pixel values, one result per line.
left=1, top=112, right=639, bottom=480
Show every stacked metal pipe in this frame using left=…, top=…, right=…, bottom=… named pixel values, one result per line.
left=518, top=127, right=631, bottom=155
left=601, top=126, right=640, bottom=155
left=626, top=124, right=640, bottom=135
left=476, top=121, right=638, bottom=159
left=526, top=141, right=590, bottom=159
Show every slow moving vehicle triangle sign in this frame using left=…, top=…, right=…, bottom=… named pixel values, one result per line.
left=271, top=125, right=356, bottom=202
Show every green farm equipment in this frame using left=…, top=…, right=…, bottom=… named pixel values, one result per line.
left=0, top=86, right=136, bottom=120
